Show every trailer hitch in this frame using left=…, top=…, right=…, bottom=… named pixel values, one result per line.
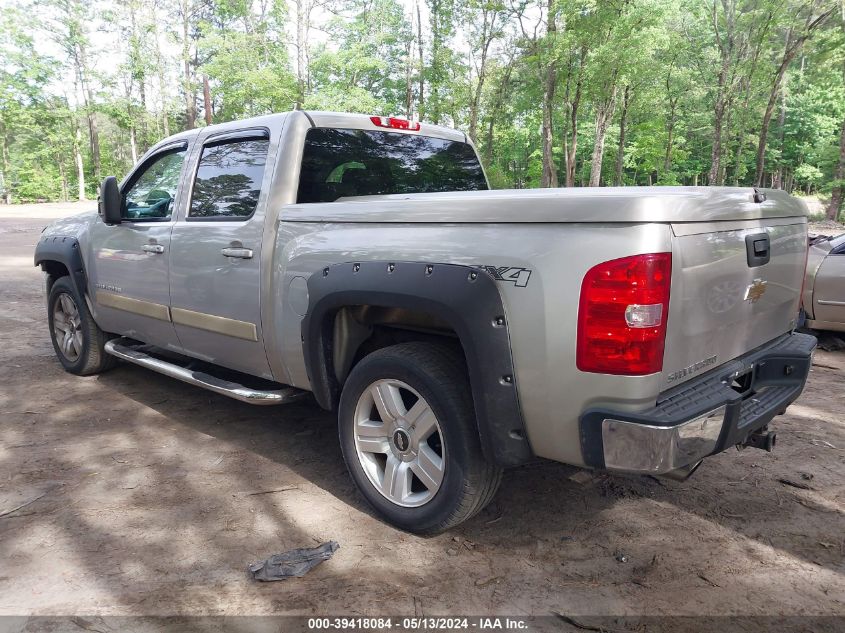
left=738, top=428, right=777, bottom=452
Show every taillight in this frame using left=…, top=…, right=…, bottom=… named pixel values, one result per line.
left=577, top=253, right=672, bottom=375
left=370, top=115, right=421, bottom=131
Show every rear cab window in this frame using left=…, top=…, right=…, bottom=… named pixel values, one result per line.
left=296, top=128, right=488, bottom=203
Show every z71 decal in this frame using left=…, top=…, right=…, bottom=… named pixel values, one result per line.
left=480, top=266, right=532, bottom=287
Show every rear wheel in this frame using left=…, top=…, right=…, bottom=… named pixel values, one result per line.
left=338, top=342, right=502, bottom=534
left=47, top=276, right=115, bottom=375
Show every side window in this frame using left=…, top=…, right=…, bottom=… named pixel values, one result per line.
left=189, top=137, right=270, bottom=219
left=123, top=148, right=186, bottom=220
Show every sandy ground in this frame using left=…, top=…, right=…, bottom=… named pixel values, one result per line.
left=0, top=204, right=843, bottom=625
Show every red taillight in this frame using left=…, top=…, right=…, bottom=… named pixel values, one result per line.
left=577, top=253, right=672, bottom=375
left=370, top=116, right=421, bottom=131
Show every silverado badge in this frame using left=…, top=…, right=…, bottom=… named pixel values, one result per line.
left=744, top=279, right=768, bottom=303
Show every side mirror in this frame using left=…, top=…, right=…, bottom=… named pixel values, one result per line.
left=98, top=176, right=122, bottom=225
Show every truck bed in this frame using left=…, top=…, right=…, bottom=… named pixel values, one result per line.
left=282, top=187, right=806, bottom=224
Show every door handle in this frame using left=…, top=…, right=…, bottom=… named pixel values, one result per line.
left=221, top=247, right=254, bottom=259
left=142, top=244, right=165, bottom=254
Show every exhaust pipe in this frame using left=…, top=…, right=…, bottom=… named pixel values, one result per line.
left=741, top=429, right=777, bottom=452
left=660, top=460, right=703, bottom=482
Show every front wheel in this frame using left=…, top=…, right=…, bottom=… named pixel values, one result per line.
left=338, top=342, right=502, bottom=534
left=47, top=276, right=115, bottom=376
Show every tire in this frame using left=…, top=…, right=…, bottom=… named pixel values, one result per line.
left=47, top=276, right=116, bottom=376
left=338, top=342, right=502, bottom=534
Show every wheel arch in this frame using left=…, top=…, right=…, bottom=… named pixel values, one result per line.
left=34, top=236, right=89, bottom=301
left=302, top=261, right=532, bottom=467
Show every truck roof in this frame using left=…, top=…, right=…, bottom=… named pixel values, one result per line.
left=147, top=110, right=467, bottom=156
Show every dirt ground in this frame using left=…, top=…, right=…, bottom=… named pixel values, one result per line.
left=0, top=205, right=843, bottom=625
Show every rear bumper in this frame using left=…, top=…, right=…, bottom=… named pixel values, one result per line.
left=579, top=332, right=817, bottom=474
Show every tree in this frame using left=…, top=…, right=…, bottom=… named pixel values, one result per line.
left=693, top=0, right=777, bottom=185
left=512, top=0, right=560, bottom=187
left=200, top=0, right=297, bottom=119
left=753, top=1, right=834, bottom=186
left=827, top=13, right=845, bottom=220
left=45, top=0, right=103, bottom=187
left=1, top=0, right=844, bottom=203
left=464, top=0, right=507, bottom=142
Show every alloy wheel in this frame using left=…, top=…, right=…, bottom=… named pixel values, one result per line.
left=353, top=379, right=445, bottom=507
left=52, top=292, right=83, bottom=362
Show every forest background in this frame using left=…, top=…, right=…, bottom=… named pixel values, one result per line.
left=1, top=0, right=844, bottom=219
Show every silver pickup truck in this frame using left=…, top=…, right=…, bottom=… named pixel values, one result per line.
left=35, top=111, right=816, bottom=533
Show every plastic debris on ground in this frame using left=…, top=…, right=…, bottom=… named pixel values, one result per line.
left=248, top=541, right=340, bottom=581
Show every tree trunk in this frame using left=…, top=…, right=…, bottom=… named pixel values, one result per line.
left=709, top=97, right=725, bottom=185
left=539, top=0, right=557, bottom=187
left=203, top=75, right=213, bottom=125
left=731, top=134, right=743, bottom=186
left=294, top=0, right=306, bottom=108
left=1, top=124, right=11, bottom=204
left=827, top=114, right=845, bottom=221
left=150, top=17, right=170, bottom=138
left=74, top=124, right=86, bottom=201
left=404, top=28, right=413, bottom=118
left=129, top=124, right=138, bottom=164
left=614, top=85, right=630, bottom=186
left=416, top=0, right=424, bottom=117
left=755, top=8, right=835, bottom=185
left=664, top=111, right=675, bottom=176
left=73, top=39, right=100, bottom=181
left=181, top=0, right=196, bottom=129
left=184, top=57, right=195, bottom=129
left=428, top=0, right=445, bottom=125
left=564, top=48, right=586, bottom=188
left=772, top=87, right=787, bottom=188
left=483, top=61, right=512, bottom=168
left=708, top=11, right=732, bottom=189
left=541, top=64, right=558, bottom=188
left=468, top=8, right=496, bottom=143
left=663, top=63, right=678, bottom=176
left=589, top=84, right=618, bottom=187
left=468, top=62, right=485, bottom=143
left=57, top=154, right=68, bottom=201
left=86, top=107, right=100, bottom=180
left=754, top=56, right=794, bottom=186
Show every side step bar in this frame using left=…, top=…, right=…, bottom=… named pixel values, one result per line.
left=104, top=338, right=307, bottom=406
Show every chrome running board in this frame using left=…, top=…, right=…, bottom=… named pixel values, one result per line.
left=104, top=338, right=307, bottom=406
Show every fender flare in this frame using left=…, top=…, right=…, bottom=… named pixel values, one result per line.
left=34, top=235, right=89, bottom=300
left=301, top=260, right=532, bottom=467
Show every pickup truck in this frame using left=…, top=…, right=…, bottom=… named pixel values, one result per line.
left=35, top=110, right=816, bottom=533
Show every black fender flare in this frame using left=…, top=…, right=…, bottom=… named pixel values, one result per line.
left=34, top=235, right=89, bottom=300
left=301, top=260, right=532, bottom=467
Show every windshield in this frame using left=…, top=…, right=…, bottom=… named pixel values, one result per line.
left=296, top=128, right=488, bottom=203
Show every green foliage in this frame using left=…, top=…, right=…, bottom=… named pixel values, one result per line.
left=0, top=0, right=842, bottom=202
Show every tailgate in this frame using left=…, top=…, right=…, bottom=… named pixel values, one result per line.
left=661, top=219, right=807, bottom=389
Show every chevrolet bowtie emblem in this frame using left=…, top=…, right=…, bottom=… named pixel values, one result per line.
left=744, top=279, right=768, bottom=303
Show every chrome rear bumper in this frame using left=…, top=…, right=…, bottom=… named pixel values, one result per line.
left=579, top=332, right=816, bottom=475
left=602, top=406, right=726, bottom=473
